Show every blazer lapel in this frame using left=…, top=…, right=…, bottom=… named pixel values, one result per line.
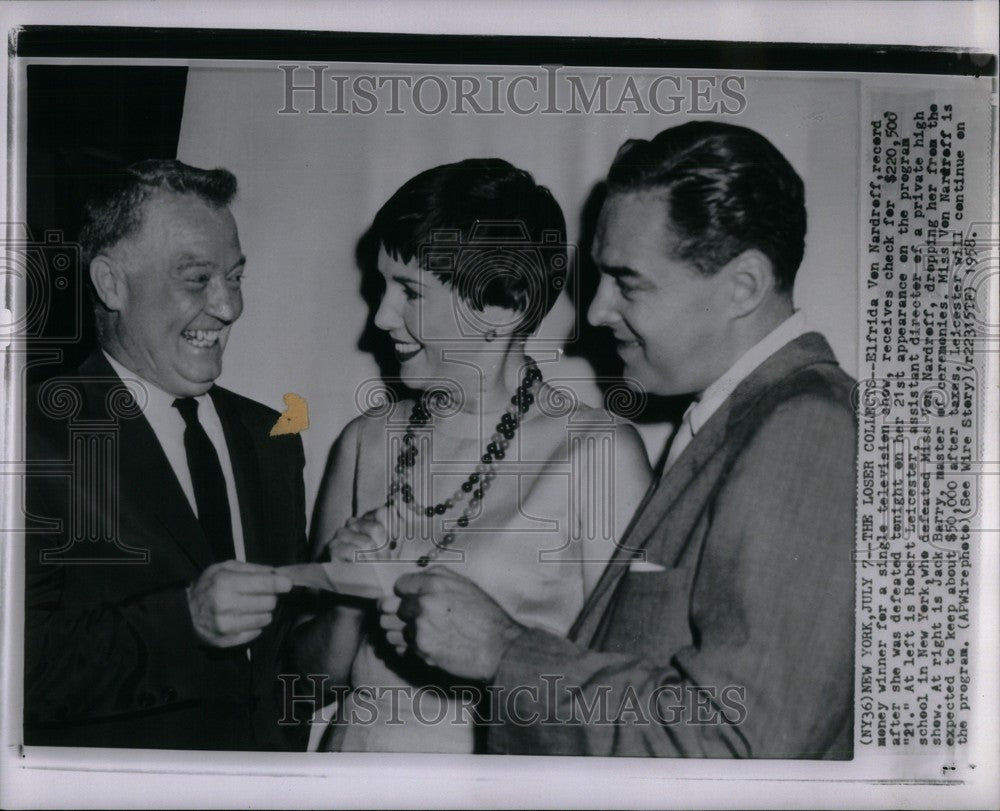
left=571, top=409, right=729, bottom=640
left=78, top=352, right=214, bottom=572
left=210, top=387, right=265, bottom=565
left=571, top=332, right=840, bottom=642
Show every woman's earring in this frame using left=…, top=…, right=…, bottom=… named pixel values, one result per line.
left=484, top=329, right=497, bottom=343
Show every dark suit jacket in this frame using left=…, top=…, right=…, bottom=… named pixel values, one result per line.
left=489, top=333, right=857, bottom=758
left=24, top=351, right=308, bottom=750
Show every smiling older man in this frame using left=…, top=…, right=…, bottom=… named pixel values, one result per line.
left=24, top=160, right=307, bottom=750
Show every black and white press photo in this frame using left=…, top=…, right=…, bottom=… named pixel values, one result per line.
left=0, top=2, right=997, bottom=808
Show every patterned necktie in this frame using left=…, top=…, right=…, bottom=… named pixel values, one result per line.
left=173, top=397, right=235, bottom=562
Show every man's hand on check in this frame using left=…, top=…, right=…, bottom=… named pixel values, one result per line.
left=187, top=560, right=292, bottom=647
left=380, top=566, right=525, bottom=681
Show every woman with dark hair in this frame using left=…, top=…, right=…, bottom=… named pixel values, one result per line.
left=294, top=159, right=650, bottom=753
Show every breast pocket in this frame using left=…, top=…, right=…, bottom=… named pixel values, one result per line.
left=597, top=565, right=695, bottom=661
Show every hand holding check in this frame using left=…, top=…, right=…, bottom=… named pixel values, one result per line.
left=379, top=566, right=525, bottom=681
left=282, top=508, right=526, bottom=680
left=279, top=506, right=401, bottom=599
left=321, top=506, right=394, bottom=564
left=187, top=560, right=293, bottom=648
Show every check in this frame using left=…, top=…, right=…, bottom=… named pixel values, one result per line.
left=277, top=561, right=413, bottom=599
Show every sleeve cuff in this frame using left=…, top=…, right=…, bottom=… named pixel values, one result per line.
left=495, top=627, right=585, bottom=709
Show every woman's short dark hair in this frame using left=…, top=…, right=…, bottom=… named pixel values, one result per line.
left=606, top=122, right=806, bottom=292
left=371, top=158, right=568, bottom=336
left=79, top=159, right=237, bottom=269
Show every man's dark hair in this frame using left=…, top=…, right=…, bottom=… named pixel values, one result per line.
left=79, top=159, right=237, bottom=270
left=370, top=158, right=567, bottom=336
left=606, top=122, right=806, bottom=292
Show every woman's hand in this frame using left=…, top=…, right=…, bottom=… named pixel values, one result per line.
left=318, top=506, right=394, bottom=564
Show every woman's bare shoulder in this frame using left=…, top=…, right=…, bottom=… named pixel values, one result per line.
left=528, top=385, right=641, bottom=433
left=344, top=397, right=419, bottom=446
left=518, top=393, right=646, bottom=462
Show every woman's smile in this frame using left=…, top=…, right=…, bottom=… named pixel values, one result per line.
left=393, top=340, right=423, bottom=362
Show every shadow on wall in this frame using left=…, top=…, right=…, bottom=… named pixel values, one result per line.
left=354, top=223, right=411, bottom=406
left=26, top=65, right=189, bottom=384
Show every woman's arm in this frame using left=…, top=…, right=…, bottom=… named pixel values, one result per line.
left=605, top=421, right=653, bottom=591
left=571, top=419, right=652, bottom=596
left=288, top=416, right=368, bottom=686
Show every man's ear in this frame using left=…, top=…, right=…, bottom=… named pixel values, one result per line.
left=724, top=249, right=775, bottom=317
left=89, top=255, right=127, bottom=312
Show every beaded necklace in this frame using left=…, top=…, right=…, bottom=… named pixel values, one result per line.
left=387, top=361, right=543, bottom=567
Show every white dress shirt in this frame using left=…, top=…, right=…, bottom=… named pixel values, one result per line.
left=103, top=351, right=247, bottom=562
left=663, top=311, right=812, bottom=471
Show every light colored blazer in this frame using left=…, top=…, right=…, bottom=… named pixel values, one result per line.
left=489, top=333, right=857, bottom=758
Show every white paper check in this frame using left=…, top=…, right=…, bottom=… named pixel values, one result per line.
left=278, top=560, right=412, bottom=599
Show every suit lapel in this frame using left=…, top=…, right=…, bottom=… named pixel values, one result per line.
left=210, top=387, right=265, bottom=565
left=571, top=407, right=731, bottom=639
left=571, top=333, right=840, bottom=641
left=78, top=352, right=214, bottom=572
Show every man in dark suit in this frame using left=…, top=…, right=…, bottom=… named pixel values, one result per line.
left=24, top=160, right=307, bottom=750
left=380, top=122, right=857, bottom=758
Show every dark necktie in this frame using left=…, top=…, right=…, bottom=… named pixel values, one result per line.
left=173, top=397, right=235, bottom=562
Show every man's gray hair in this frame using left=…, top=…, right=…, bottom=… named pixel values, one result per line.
left=79, top=158, right=237, bottom=269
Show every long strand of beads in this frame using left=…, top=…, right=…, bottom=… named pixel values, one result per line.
left=386, top=362, right=543, bottom=567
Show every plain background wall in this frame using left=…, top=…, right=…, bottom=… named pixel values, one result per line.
left=177, top=65, right=860, bottom=516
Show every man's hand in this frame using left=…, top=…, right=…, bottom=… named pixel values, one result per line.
left=187, top=560, right=293, bottom=647
left=379, top=566, right=524, bottom=681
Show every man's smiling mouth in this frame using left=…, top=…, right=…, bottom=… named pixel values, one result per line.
left=615, top=336, right=642, bottom=351
left=182, top=328, right=225, bottom=349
